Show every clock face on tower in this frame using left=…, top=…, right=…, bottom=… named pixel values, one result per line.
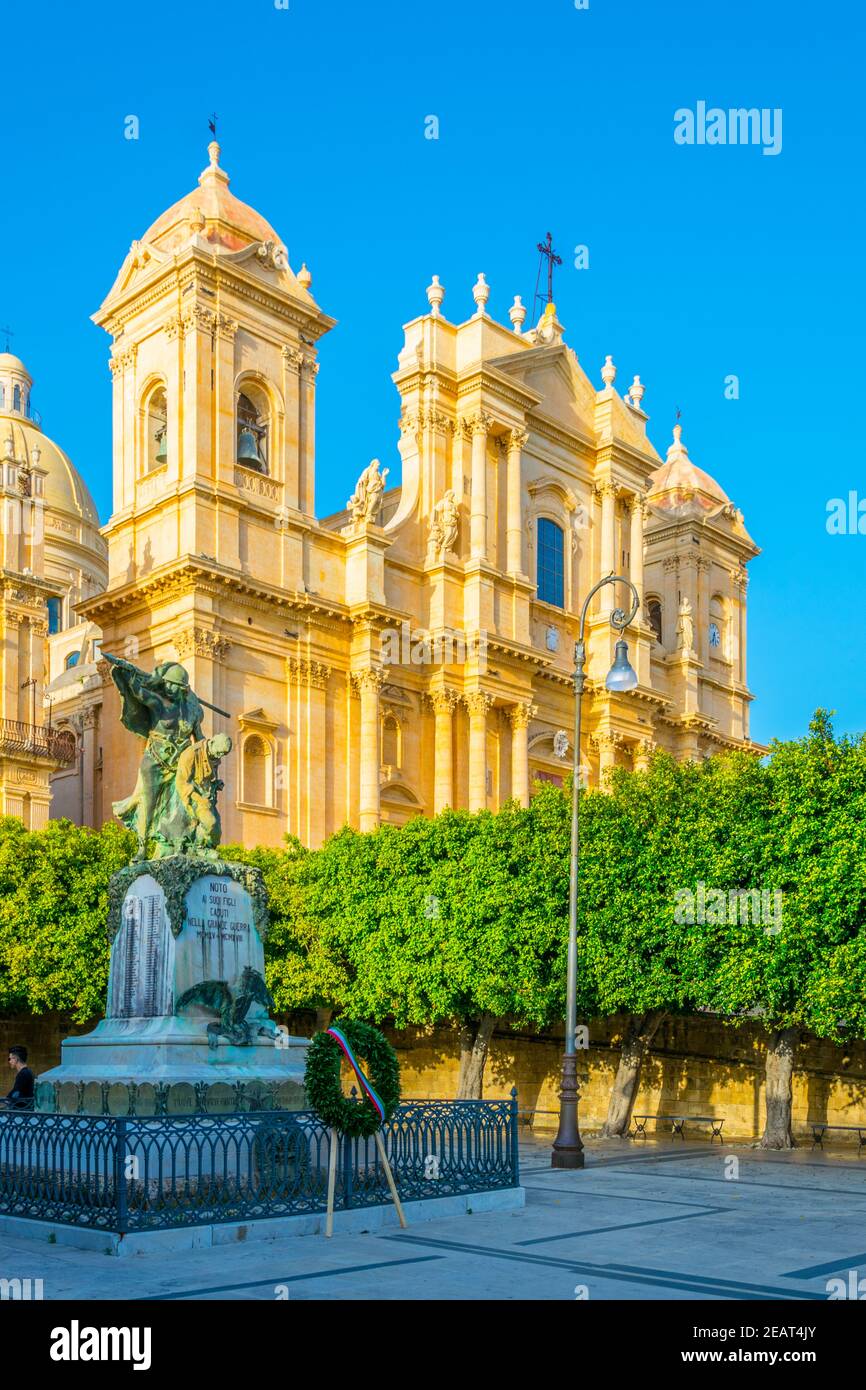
left=709, top=622, right=721, bottom=650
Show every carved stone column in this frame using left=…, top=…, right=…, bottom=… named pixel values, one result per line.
left=465, top=689, right=493, bottom=812
left=506, top=428, right=529, bottom=576
left=352, top=667, right=385, bottom=832
left=281, top=345, right=304, bottom=511
left=506, top=700, right=535, bottom=807
left=288, top=656, right=332, bottom=847
left=592, top=731, right=621, bottom=787
left=467, top=413, right=492, bottom=561
left=629, top=493, right=646, bottom=609
left=596, top=482, right=619, bottom=613
left=81, top=706, right=99, bottom=828
left=632, top=736, right=655, bottom=774
left=299, top=355, right=319, bottom=517
left=733, top=566, right=748, bottom=685
left=429, top=687, right=459, bottom=813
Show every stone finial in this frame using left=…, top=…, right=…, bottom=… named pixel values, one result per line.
left=426, top=275, right=445, bottom=316
left=601, top=355, right=616, bottom=389
left=297, top=263, right=312, bottom=291
left=472, top=273, right=490, bottom=317
left=189, top=205, right=206, bottom=234
left=509, top=295, right=527, bottom=334
left=667, top=421, right=689, bottom=459
left=207, top=140, right=221, bottom=169
left=629, top=374, right=645, bottom=408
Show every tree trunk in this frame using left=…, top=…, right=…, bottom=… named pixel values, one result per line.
left=456, top=1013, right=498, bottom=1099
left=759, top=1026, right=799, bottom=1149
left=314, top=1007, right=333, bottom=1033
left=600, top=1010, right=667, bottom=1138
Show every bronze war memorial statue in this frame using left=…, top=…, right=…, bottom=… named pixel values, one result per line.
left=36, top=655, right=309, bottom=1117
left=105, top=654, right=232, bottom=860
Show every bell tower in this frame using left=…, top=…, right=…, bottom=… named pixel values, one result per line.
left=91, top=141, right=334, bottom=590
left=82, top=143, right=336, bottom=841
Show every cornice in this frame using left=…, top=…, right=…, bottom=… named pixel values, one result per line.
left=78, top=555, right=352, bottom=627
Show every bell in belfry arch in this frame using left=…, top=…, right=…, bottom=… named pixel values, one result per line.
left=237, top=425, right=263, bottom=467
left=154, top=426, right=167, bottom=464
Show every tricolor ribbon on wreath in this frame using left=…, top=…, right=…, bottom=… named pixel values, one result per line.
left=326, top=1025, right=387, bottom=1123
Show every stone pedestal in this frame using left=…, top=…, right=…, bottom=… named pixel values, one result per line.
left=37, top=858, right=309, bottom=1115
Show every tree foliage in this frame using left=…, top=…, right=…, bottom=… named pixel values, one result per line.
left=0, top=818, right=134, bottom=1021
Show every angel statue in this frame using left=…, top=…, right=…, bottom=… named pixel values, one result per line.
left=104, top=654, right=232, bottom=861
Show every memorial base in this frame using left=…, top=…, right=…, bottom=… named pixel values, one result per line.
left=37, top=1016, right=310, bottom=1116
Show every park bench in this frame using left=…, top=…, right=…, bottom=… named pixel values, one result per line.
left=631, top=1113, right=725, bottom=1142
left=517, top=1108, right=559, bottom=1131
left=809, top=1122, right=866, bottom=1153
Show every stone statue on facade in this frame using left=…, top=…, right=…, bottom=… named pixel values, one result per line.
left=676, top=596, right=695, bottom=653
left=346, top=458, right=389, bottom=526
left=104, top=654, right=232, bottom=860
left=427, top=489, right=459, bottom=558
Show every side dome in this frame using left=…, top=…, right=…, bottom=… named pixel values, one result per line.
left=0, top=353, right=106, bottom=578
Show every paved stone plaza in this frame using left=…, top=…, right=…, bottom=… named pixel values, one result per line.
left=2, top=1136, right=865, bottom=1301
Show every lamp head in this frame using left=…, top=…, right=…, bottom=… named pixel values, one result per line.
left=605, top=639, right=638, bottom=692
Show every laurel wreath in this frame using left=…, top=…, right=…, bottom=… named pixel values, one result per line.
left=304, top=1020, right=401, bottom=1138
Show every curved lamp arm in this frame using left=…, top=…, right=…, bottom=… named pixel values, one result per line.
left=577, top=572, right=641, bottom=644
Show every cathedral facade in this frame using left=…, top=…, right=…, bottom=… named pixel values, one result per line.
left=10, top=143, right=760, bottom=846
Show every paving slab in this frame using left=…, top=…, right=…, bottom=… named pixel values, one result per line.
left=2, top=1137, right=865, bottom=1300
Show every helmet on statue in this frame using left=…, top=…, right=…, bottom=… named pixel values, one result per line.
left=160, top=663, right=190, bottom=691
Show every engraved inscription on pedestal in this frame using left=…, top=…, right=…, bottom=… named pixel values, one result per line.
left=175, top=875, right=265, bottom=1009
left=107, top=876, right=175, bottom=1019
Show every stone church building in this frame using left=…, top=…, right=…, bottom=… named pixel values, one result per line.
left=1, top=142, right=760, bottom=845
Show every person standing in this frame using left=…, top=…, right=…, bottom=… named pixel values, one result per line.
left=4, top=1046, right=34, bottom=1109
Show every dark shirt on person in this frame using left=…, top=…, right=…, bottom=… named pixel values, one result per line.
left=5, top=1067, right=34, bottom=1109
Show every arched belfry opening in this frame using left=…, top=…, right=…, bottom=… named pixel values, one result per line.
left=236, top=387, right=269, bottom=473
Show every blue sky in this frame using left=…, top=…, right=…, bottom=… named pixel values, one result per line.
left=3, top=0, right=863, bottom=745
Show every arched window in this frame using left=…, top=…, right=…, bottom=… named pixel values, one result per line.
left=143, top=384, right=168, bottom=472
left=646, top=597, right=663, bottom=644
left=537, top=518, right=564, bottom=608
left=47, top=597, right=63, bottom=635
left=236, top=388, right=269, bottom=474
left=242, top=734, right=271, bottom=806
left=0, top=385, right=5, bottom=408
left=12, top=385, right=21, bottom=412
left=64, top=651, right=80, bottom=670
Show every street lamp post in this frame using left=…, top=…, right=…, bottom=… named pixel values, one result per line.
left=551, top=573, right=640, bottom=1169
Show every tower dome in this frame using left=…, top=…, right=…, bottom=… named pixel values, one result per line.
left=647, top=422, right=731, bottom=518
left=140, top=141, right=287, bottom=258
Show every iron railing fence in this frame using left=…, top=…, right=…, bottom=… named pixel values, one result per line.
left=0, top=1094, right=519, bottom=1233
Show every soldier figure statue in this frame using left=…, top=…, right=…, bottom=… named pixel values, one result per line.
left=104, top=654, right=232, bottom=860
